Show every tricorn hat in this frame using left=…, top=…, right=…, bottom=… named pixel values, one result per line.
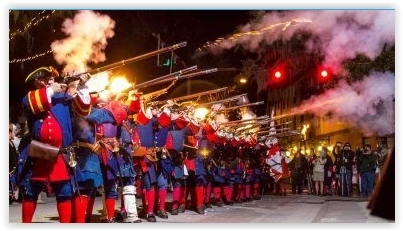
left=25, top=66, right=59, bottom=84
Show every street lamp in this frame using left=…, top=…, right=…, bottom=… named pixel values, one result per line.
left=239, top=77, right=247, bottom=84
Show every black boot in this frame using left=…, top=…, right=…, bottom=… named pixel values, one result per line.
left=196, top=206, right=205, bottom=214
left=156, top=210, right=168, bottom=219
left=171, top=208, right=179, bottom=215
left=145, top=213, right=157, bottom=222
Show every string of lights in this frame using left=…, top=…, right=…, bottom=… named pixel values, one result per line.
left=9, top=10, right=56, bottom=41
left=9, top=10, right=57, bottom=64
left=9, top=50, right=53, bottom=64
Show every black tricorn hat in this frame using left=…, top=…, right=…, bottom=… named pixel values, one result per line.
left=25, top=66, right=59, bottom=84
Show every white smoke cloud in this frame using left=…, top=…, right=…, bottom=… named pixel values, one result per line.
left=289, top=71, right=395, bottom=136
left=210, top=10, right=394, bottom=74
left=51, top=10, right=115, bottom=75
left=208, top=10, right=395, bottom=136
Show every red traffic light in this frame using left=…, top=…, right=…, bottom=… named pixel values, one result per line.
left=274, top=71, right=282, bottom=79
left=316, top=65, right=332, bottom=83
left=267, top=59, right=289, bottom=87
left=320, top=69, right=328, bottom=78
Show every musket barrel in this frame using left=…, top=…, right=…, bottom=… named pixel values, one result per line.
left=257, top=130, right=300, bottom=138
left=257, top=127, right=291, bottom=134
left=198, top=93, right=248, bottom=107
left=151, top=86, right=228, bottom=106
left=180, top=68, right=218, bottom=79
left=62, top=41, right=187, bottom=80
left=149, top=68, right=217, bottom=87
left=218, top=115, right=271, bottom=126
left=135, top=65, right=198, bottom=89
left=214, top=101, right=264, bottom=112
left=89, top=41, right=187, bottom=74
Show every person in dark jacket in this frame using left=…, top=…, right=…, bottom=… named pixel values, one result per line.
left=289, top=150, right=309, bottom=194
left=335, top=142, right=355, bottom=196
left=9, top=125, right=19, bottom=204
left=357, top=144, right=377, bottom=197
left=322, top=147, right=334, bottom=196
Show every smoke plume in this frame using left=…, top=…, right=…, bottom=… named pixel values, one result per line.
left=51, top=10, right=115, bottom=75
left=207, top=10, right=395, bottom=136
left=209, top=10, right=394, bottom=74
left=289, top=71, right=394, bottom=136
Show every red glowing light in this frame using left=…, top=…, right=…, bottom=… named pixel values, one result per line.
left=274, top=71, right=282, bottom=78
left=320, top=70, right=328, bottom=78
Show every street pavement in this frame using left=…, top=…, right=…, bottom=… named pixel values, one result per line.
left=8, top=192, right=393, bottom=223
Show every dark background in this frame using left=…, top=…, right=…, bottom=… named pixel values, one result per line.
left=9, top=10, right=264, bottom=122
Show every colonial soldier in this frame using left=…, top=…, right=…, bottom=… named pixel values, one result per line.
left=18, top=66, right=91, bottom=222
left=116, top=115, right=142, bottom=223
left=135, top=101, right=171, bottom=222
left=86, top=100, right=139, bottom=223
left=70, top=114, right=103, bottom=223
left=231, top=149, right=246, bottom=203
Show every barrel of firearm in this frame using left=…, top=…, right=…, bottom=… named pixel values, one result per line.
left=60, top=41, right=187, bottom=83
left=150, top=86, right=228, bottom=106
left=134, top=65, right=198, bottom=89
left=218, top=115, right=271, bottom=126
left=135, top=67, right=218, bottom=89
left=213, top=101, right=264, bottom=113
left=198, top=93, right=248, bottom=107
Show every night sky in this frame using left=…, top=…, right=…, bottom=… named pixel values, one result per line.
left=9, top=10, right=254, bottom=105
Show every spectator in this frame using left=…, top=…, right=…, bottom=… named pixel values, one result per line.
left=289, top=150, right=308, bottom=194
left=357, top=144, right=377, bottom=197
left=322, top=147, right=334, bottom=196
left=312, top=148, right=326, bottom=196
left=9, top=124, right=19, bottom=204
left=336, top=142, right=355, bottom=196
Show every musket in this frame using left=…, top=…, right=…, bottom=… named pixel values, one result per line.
left=234, top=123, right=265, bottom=135
left=234, top=120, right=292, bottom=130
left=257, top=130, right=300, bottom=138
left=218, top=115, right=271, bottom=126
left=151, top=86, right=228, bottom=106
left=257, top=127, right=291, bottom=134
left=232, top=121, right=292, bottom=136
left=198, top=93, right=248, bottom=107
left=60, top=41, right=188, bottom=84
left=134, top=65, right=198, bottom=89
left=213, top=101, right=265, bottom=113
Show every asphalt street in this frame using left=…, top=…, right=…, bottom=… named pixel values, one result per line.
left=8, top=192, right=392, bottom=223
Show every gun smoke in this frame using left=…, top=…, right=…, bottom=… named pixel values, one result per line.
left=206, top=10, right=395, bottom=136
left=289, top=71, right=394, bottom=136
left=209, top=10, right=394, bottom=74
left=51, top=10, right=115, bottom=75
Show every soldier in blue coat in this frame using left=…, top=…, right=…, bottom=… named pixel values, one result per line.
left=19, top=66, right=91, bottom=223
left=86, top=100, right=141, bottom=223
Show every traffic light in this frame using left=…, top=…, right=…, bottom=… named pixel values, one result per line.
left=274, top=70, right=282, bottom=79
left=162, top=58, right=171, bottom=66
left=316, top=65, right=332, bottom=83
left=269, top=60, right=288, bottom=85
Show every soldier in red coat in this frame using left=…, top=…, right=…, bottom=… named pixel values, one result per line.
left=18, top=66, right=91, bottom=223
